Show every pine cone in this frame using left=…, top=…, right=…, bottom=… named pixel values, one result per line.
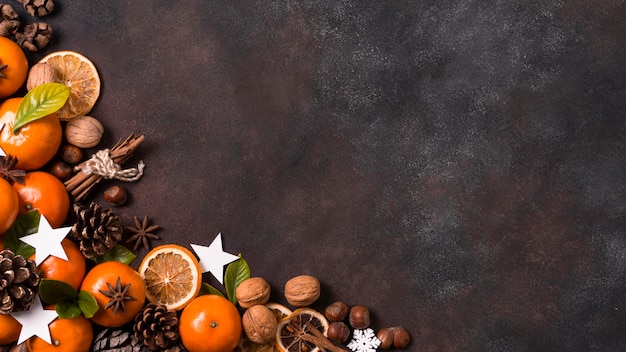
left=17, top=0, right=54, bottom=17
left=15, top=22, right=52, bottom=52
left=0, top=249, right=40, bottom=313
left=134, top=303, right=180, bottom=351
left=0, top=4, right=20, bottom=37
left=70, top=202, right=123, bottom=259
left=93, top=329, right=150, bottom=352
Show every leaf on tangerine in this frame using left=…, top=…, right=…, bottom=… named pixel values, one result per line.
left=12, top=82, right=70, bottom=132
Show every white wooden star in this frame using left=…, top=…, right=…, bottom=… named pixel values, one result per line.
left=20, top=214, right=71, bottom=266
left=11, top=295, right=58, bottom=345
left=191, top=233, right=239, bottom=284
left=0, top=146, right=6, bottom=157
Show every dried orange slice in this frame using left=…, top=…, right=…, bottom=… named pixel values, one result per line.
left=265, top=302, right=292, bottom=322
left=276, top=308, right=329, bottom=352
left=37, top=51, right=100, bottom=120
left=138, top=244, right=202, bottom=311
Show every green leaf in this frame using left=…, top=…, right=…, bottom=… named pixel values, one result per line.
left=38, top=279, right=78, bottom=304
left=199, top=283, right=225, bottom=297
left=3, top=210, right=40, bottom=258
left=90, top=244, right=137, bottom=265
left=56, top=302, right=82, bottom=319
left=77, top=290, right=99, bottom=318
left=224, top=254, right=250, bottom=305
left=12, top=82, right=70, bottom=132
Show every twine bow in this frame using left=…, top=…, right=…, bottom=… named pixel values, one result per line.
left=79, top=149, right=145, bottom=181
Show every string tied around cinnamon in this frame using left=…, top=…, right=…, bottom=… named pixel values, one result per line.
left=78, top=148, right=145, bottom=182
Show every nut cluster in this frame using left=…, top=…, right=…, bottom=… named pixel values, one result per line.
left=0, top=1, right=54, bottom=51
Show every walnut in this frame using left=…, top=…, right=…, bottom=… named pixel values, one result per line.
left=26, top=62, right=58, bottom=90
left=284, top=275, right=320, bottom=307
left=235, top=277, right=271, bottom=308
left=64, top=115, right=104, bottom=148
left=242, top=305, right=278, bottom=344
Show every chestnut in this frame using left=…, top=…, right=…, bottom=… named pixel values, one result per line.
left=49, top=161, right=72, bottom=181
left=325, top=301, right=349, bottom=322
left=104, top=185, right=127, bottom=206
left=348, top=305, right=370, bottom=329
left=326, top=321, right=350, bottom=344
left=376, top=326, right=411, bottom=349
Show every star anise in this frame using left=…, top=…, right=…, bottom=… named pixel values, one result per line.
left=0, top=152, right=26, bottom=184
left=99, top=276, right=137, bottom=316
left=125, top=216, right=160, bottom=250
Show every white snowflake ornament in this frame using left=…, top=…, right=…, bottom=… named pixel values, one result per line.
left=347, top=328, right=381, bottom=352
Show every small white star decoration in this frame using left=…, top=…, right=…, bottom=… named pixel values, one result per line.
left=11, top=296, right=58, bottom=345
left=20, top=214, right=71, bottom=266
left=191, top=233, right=239, bottom=285
left=347, top=328, right=382, bottom=352
left=0, top=147, right=6, bottom=157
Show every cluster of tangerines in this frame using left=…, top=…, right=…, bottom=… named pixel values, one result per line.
left=0, top=36, right=249, bottom=352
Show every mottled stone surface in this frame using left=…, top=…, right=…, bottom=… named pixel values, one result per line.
left=25, top=0, right=626, bottom=350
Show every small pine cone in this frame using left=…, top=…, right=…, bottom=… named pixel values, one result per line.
left=93, top=329, right=150, bottom=352
left=18, top=0, right=54, bottom=17
left=0, top=249, right=40, bottom=314
left=134, top=303, right=180, bottom=351
left=15, top=22, right=52, bottom=52
left=0, top=4, right=20, bottom=37
left=70, top=202, right=123, bottom=259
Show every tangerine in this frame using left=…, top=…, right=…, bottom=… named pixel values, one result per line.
left=179, top=294, right=242, bottom=352
left=12, top=171, right=70, bottom=228
left=80, top=261, right=146, bottom=328
left=26, top=315, right=93, bottom=352
left=0, top=177, right=19, bottom=235
left=0, top=312, right=21, bottom=345
left=37, top=238, right=86, bottom=291
left=0, top=97, right=63, bottom=170
left=0, top=36, right=28, bottom=99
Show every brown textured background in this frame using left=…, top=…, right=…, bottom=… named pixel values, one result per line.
left=21, top=0, right=626, bottom=350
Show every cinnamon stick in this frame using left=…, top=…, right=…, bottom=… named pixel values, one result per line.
left=65, top=134, right=145, bottom=201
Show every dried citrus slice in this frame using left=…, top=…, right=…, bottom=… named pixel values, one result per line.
left=276, top=308, right=329, bottom=352
left=37, top=50, right=100, bottom=120
left=138, top=244, right=202, bottom=311
left=265, top=302, right=292, bottom=322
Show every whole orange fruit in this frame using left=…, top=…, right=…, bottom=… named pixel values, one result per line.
left=0, top=312, right=21, bottom=345
left=0, top=97, right=63, bottom=170
left=80, top=261, right=146, bottom=328
left=0, top=178, right=19, bottom=235
left=26, top=315, right=93, bottom=352
left=179, top=294, right=242, bottom=352
left=12, top=171, right=70, bottom=228
left=37, top=238, right=86, bottom=291
left=0, top=36, right=28, bottom=99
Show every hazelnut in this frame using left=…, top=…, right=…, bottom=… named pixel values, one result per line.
left=376, top=326, right=411, bottom=349
left=325, top=301, right=349, bottom=322
left=49, top=161, right=72, bottom=181
left=64, top=115, right=104, bottom=148
left=104, top=185, right=127, bottom=206
left=26, top=62, right=58, bottom=91
left=327, top=321, right=350, bottom=344
left=236, top=277, right=271, bottom=308
left=348, top=306, right=370, bottom=329
left=284, top=275, right=320, bottom=307
left=376, top=328, right=394, bottom=349
left=391, top=326, right=411, bottom=349
left=59, top=144, right=83, bottom=164
left=242, top=304, right=278, bottom=344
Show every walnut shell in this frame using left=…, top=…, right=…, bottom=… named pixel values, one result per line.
left=242, top=304, right=278, bottom=344
left=26, top=62, right=58, bottom=90
left=64, top=115, right=104, bottom=148
left=236, top=277, right=271, bottom=308
left=284, top=275, right=320, bottom=307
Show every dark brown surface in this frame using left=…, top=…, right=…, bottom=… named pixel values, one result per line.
left=18, top=0, right=626, bottom=350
